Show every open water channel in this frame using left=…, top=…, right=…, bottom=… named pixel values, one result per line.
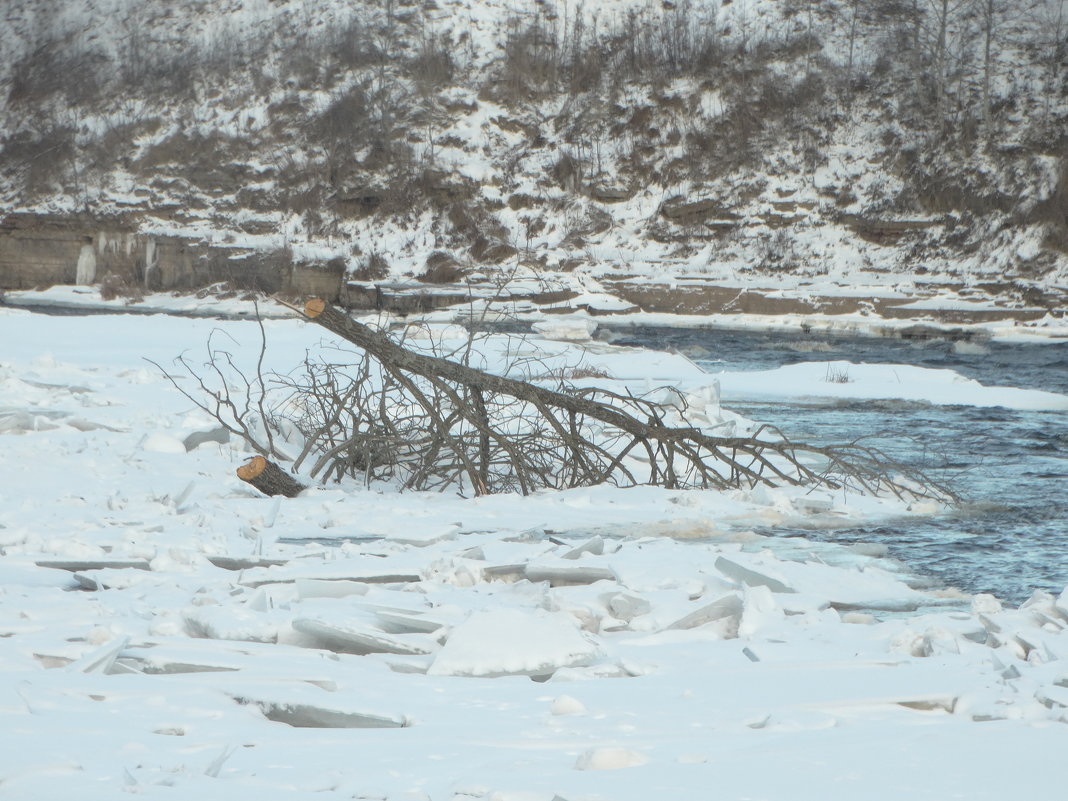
left=609, top=325, right=1068, bottom=606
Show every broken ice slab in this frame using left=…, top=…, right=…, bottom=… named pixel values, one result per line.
left=382, top=655, right=433, bottom=674
left=502, top=527, right=550, bottom=543
left=276, top=534, right=384, bottom=546
left=373, top=608, right=449, bottom=634
left=112, top=647, right=242, bottom=675
left=295, top=578, right=371, bottom=599
left=714, top=556, right=795, bottom=594
left=524, top=562, right=617, bottom=586
left=482, top=563, right=527, bottom=582
left=387, top=523, right=460, bottom=547
left=284, top=572, right=424, bottom=587
left=66, top=635, right=130, bottom=674
left=600, top=591, right=652, bottom=622
left=72, top=572, right=108, bottom=591
left=666, top=593, right=743, bottom=632
left=234, top=697, right=408, bottom=728
left=1035, top=685, right=1068, bottom=709
left=1056, top=587, right=1068, bottom=620
left=292, top=618, right=436, bottom=656
left=36, top=558, right=152, bottom=573
left=428, top=608, right=602, bottom=678
left=824, top=602, right=927, bottom=615
left=71, top=568, right=160, bottom=591
left=206, top=555, right=287, bottom=571
left=790, top=495, right=835, bottom=514
left=184, top=607, right=280, bottom=643
left=115, top=637, right=342, bottom=680
left=239, top=562, right=422, bottom=589
left=562, top=536, right=605, bottom=560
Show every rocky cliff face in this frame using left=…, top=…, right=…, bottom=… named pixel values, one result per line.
left=1, top=0, right=1066, bottom=311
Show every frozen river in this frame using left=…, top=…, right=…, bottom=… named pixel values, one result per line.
left=5, top=304, right=1068, bottom=799
left=609, top=325, right=1068, bottom=605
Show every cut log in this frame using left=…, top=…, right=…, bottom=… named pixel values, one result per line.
left=237, top=455, right=306, bottom=497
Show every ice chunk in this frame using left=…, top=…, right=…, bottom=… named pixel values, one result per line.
left=562, top=535, right=605, bottom=560
left=429, top=609, right=602, bottom=677
left=1035, top=685, right=1068, bottom=710
left=207, top=555, right=286, bottom=571
left=550, top=695, right=587, bottom=715
left=1053, top=586, right=1068, bottom=622
left=389, top=523, right=460, bottom=547
left=739, top=585, right=783, bottom=638
left=236, top=697, right=407, bottom=728
left=373, top=608, right=452, bottom=634
left=600, top=591, right=652, bottom=622
left=36, top=558, right=151, bottom=573
left=525, top=563, right=617, bottom=586
left=574, top=747, right=648, bottom=770
left=971, top=594, right=1004, bottom=616
left=295, top=578, right=371, bottom=599
left=240, top=564, right=421, bottom=588
left=291, top=618, right=435, bottom=655
left=532, top=318, right=597, bottom=342
left=66, top=635, right=130, bottom=674
left=919, top=627, right=962, bottom=657
left=183, top=608, right=279, bottom=643
left=666, top=593, right=743, bottom=633
left=714, top=556, right=795, bottom=594
left=1021, top=589, right=1057, bottom=610
left=483, top=564, right=527, bottom=582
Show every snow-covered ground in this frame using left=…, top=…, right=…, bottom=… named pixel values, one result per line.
left=3, top=304, right=1068, bottom=800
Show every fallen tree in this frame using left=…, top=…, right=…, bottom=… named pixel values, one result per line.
left=287, top=299, right=954, bottom=502
left=155, top=298, right=955, bottom=503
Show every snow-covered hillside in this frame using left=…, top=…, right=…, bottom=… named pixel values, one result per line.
left=1, top=0, right=1066, bottom=312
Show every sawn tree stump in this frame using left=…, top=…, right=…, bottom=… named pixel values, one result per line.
left=237, top=455, right=307, bottom=497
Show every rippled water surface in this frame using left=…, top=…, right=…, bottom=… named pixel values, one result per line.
left=608, top=326, right=1068, bottom=605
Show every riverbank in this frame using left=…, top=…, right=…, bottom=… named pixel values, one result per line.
left=4, top=279, right=1068, bottom=342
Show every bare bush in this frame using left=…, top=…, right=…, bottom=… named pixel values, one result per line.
left=99, top=273, right=146, bottom=304
left=2, top=124, right=78, bottom=196
left=352, top=252, right=391, bottom=281
left=7, top=41, right=110, bottom=106
left=419, top=252, right=466, bottom=284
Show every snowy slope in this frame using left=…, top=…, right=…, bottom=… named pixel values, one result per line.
left=2, top=0, right=1066, bottom=309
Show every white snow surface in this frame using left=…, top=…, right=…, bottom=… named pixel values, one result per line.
left=2, top=307, right=1068, bottom=800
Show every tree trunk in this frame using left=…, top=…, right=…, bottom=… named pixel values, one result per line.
left=237, top=455, right=307, bottom=497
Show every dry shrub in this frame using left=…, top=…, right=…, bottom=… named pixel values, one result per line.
left=352, top=252, right=390, bottom=281
left=419, top=252, right=466, bottom=283
left=1037, top=156, right=1068, bottom=254
left=2, top=125, right=77, bottom=196
left=99, top=273, right=145, bottom=304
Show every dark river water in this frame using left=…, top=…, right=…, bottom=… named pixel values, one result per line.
left=606, top=325, right=1068, bottom=606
